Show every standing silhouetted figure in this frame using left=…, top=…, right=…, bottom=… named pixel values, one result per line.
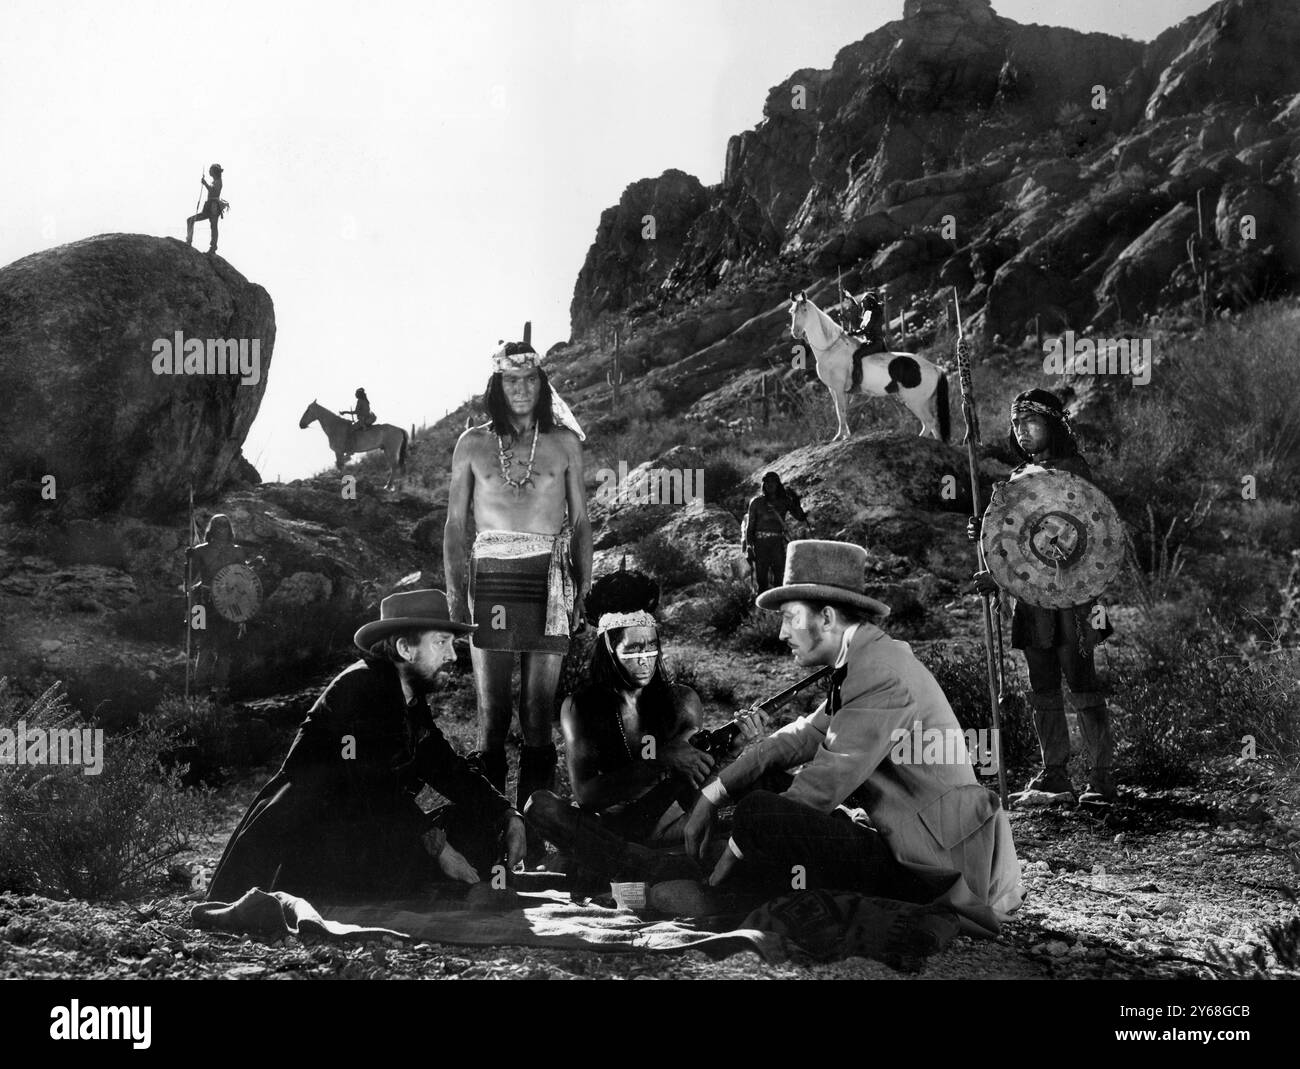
left=187, top=164, right=226, bottom=253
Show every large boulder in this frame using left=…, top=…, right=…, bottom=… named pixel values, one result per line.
left=0, top=233, right=275, bottom=518
left=1096, top=204, right=1198, bottom=319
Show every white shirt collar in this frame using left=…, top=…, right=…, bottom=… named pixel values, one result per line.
left=835, top=623, right=860, bottom=669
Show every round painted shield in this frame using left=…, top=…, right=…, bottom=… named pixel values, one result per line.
left=981, top=466, right=1123, bottom=608
left=210, top=563, right=263, bottom=623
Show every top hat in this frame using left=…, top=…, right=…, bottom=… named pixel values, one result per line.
left=354, top=589, right=475, bottom=653
left=755, top=540, right=890, bottom=618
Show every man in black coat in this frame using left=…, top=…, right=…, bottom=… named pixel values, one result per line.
left=206, top=589, right=526, bottom=901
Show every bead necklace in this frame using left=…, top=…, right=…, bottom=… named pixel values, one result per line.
left=496, top=424, right=539, bottom=498
left=614, top=698, right=635, bottom=760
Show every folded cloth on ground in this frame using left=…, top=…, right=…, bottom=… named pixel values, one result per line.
left=191, top=888, right=409, bottom=941
left=193, top=886, right=782, bottom=959
left=191, top=883, right=966, bottom=971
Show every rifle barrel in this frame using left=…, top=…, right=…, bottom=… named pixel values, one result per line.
left=755, top=665, right=834, bottom=714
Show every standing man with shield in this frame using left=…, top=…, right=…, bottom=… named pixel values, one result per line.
left=188, top=514, right=262, bottom=698
left=969, top=389, right=1121, bottom=804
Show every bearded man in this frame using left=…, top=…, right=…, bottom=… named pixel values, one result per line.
left=206, top=590, right=524, bottom=901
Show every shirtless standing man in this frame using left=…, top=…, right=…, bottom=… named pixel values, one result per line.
left=444, top=329, right=593, bottom=850
left=186, top=164, right=225, bottom=254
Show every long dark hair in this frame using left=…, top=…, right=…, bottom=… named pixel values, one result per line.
left=1006, top=390, right=1082, bottom=463
left=482, top=368, right=556, bottom=438
left=571, top=627, right=675, bottom=736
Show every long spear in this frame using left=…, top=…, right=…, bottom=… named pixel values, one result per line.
left=184, top=477, right=196, bottom=700
left=953, top=289, right=1008, bottom=804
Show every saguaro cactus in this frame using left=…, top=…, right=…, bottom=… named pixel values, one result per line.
left=606, top=323, right=625, bottom=411
left=1186, top=187, right=1211, bottom=324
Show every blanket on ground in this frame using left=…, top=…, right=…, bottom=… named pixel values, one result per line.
left=191, top=885, right=964, bottom=972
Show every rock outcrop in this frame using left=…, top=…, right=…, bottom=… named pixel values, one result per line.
left=567, top=0, right=1299, bottom=361
left=0, top=233, right=274, bottom=518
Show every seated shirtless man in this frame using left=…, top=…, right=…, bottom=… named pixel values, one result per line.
left=524, top=611, right=763, bottom=891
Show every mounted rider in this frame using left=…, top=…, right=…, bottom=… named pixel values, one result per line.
left=845, top=290, right=885, bottom=392
left=340, top=388, right=377, bottom=451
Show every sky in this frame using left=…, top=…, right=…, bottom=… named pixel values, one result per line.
left=0, top=0, right=1213, bottom=481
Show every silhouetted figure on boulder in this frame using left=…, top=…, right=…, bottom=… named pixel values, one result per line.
left=186, top=164, right=227, bottom=254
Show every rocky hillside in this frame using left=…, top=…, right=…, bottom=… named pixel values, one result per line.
left=558, top=0, right=1299, bottom=427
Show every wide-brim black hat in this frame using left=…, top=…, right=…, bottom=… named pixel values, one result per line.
left=354, top=589, right=475, bottom=652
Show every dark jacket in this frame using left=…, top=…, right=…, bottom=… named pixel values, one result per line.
left=206, top=658, right=512, bottom=900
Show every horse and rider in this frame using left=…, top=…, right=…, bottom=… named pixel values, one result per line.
left=789, top=290, right=949, bottom=443
left=300, top=391, right=409, bottom=490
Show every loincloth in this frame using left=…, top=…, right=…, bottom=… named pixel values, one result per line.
left=470, top=529, right=573, bottom=654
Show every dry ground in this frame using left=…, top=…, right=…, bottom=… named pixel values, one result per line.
left=2, top=639, right=1297, bottom=981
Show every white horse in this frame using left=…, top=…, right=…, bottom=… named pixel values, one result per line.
left=789, top=291, right=950, bottom=443
left=299, top=400, right=409, bottom=489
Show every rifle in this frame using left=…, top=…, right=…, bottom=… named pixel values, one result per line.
left=690, top=665, right=834, bottom=762
left=953, top=288, right=1008, bottom=803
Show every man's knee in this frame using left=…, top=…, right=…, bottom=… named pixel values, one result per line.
left=522, top=789, right=564, bottom=827
left=733, top=789, right=789, bottom=839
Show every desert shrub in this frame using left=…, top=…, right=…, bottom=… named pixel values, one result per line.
left=925, top=645, right=1037, bottom=775
left=702, top=579, right=760, bottom=635
left=1164, top=305, right=1300, bottom=496
left=636, top=530, right=708, bottom=590
left=700, top=448, right=751, bottom=515
left=666, top=653, right=736, bottom=707
left=1109, top=631, right=1300, bottom=786
left=0, top=678, right=209, bottom=900
left=145, top=695, right=278, bottom=785
left=1233, top=499, right=1300, bottom=557
left=733, top=609, right=790, bottom=656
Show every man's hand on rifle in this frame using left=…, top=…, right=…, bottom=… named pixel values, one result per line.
left=966, top=515, right=982, bottom=542
left=972, top=570, right=999, bottom=596
left=660, top=740, right=713, bottom=788
left=726, top=706, right=772, bottom=758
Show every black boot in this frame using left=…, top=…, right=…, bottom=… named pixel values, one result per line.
left=518, top=744, right=558, bottom=866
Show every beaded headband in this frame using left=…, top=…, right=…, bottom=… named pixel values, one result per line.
left=491, top=343, right=542, bottom=373
left=596, top=610, right=658, bottom=635
left=1011, top=399, right=1071, bottom=424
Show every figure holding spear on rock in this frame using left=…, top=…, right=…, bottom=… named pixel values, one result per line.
left=186, top=163, right=227, bottom=254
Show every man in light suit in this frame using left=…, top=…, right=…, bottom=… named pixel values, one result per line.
left=684, top=540, right=1024, bottom=933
